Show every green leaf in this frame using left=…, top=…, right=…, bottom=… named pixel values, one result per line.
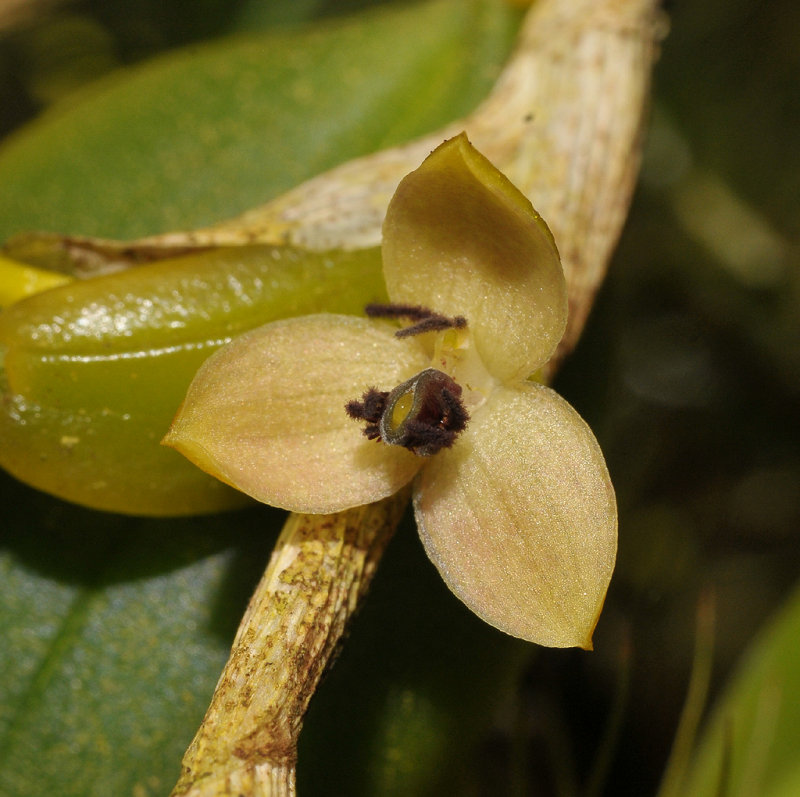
left=0, top=245, right=386, bottom=516
left=0, top=1, right=526, bottom=795
left=0, top=0, right=519, bottom=240
left=680, top=579, right=800, bottom=797
left=0, top=475, right=280, bottom=796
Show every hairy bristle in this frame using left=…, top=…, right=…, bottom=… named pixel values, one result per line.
left=402, top=419, right=457, bottom=455
left=345, top=388, right=388, bottom=424
left=365, top=302, right=468, bottom=339
left=362, top=424, right=382, bottom=440
left=395, top=316, right=459, bottom=338
left=440, top=388, right=470, bottom=432
left=365, top=303, right=433, bottom=321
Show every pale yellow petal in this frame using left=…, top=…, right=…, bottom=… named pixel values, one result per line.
left=164, top=314, right=428, bottom=513
left=414, top=383, right=616, bottom=648
left=383, top=134, right=567, bottom=383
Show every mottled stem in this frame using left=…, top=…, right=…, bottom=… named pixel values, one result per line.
left=170, top=490, right=409, bottom=796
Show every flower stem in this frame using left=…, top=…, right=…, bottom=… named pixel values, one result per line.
left=170, top=490, right=410, bottom=797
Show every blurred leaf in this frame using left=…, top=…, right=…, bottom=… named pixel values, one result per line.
left=0, top=1, right=524, bottom=795
left=679, top=579, right=800, bottom=797
left=229, top=0, right=337, bottom=31
left=0, top=0, right=519, bottom=240
left=0, top=472, right=280, bottom=797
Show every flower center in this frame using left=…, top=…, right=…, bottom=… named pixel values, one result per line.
left=346, top=367, right=469, bottom=457
left=378, top=368, right=469, bottom=456
left=345, top=304, right=473, bottom=456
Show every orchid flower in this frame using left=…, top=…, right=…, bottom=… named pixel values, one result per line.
left=164, top=134, right=617, bottom=648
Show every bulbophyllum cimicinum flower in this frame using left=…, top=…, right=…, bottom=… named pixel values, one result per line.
left=164, top=134, right=617, bottom=649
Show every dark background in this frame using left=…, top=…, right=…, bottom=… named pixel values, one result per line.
left=1, top=1, right=797, bottom=794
